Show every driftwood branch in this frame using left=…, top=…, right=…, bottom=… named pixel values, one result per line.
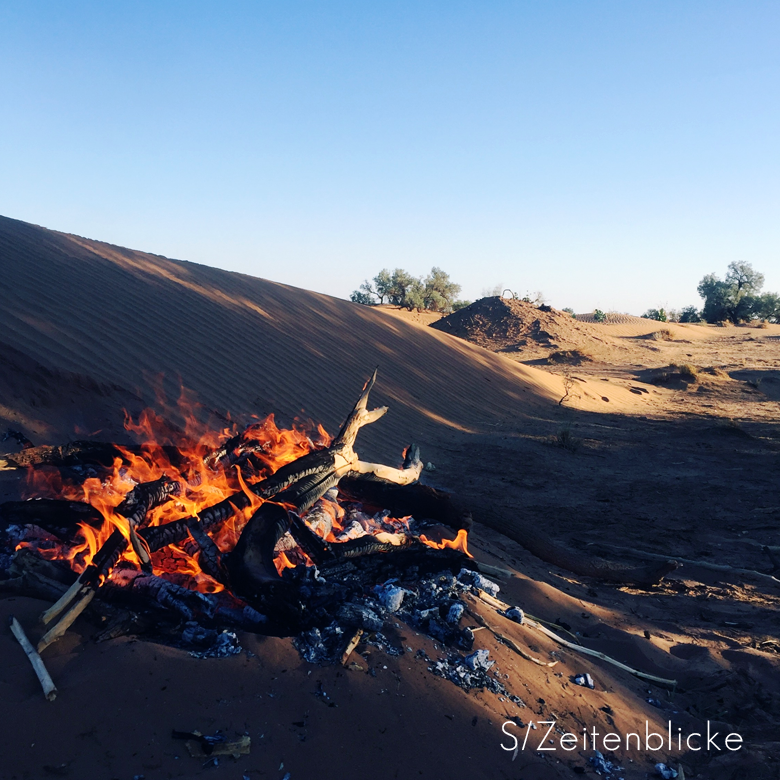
left=9, top=616, right=57, bottom=700
left=474, top=589, right=678, bottom=689
left=464, top=605, right=556, bottom=667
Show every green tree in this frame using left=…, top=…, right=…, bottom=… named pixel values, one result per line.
left=593, top=309, right=607, bottom=322
left=678, top=305, right=701, bottom=323
left=351, top=267, right=462, bottom=312
left=698, top=262, right=768, bottom=323
left=422, top=267, right=461, bottom=312
left=349, top=290, right=374, bottom=305
left=643, top=308, right=668, bottom=322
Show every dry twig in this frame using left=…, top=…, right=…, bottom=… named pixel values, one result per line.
left=9, top=616, right=57, bottom=701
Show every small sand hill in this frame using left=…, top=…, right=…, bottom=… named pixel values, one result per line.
left=575, top=310, right=713, bottom=340
left=431, top=296, right=638, bottom=361
left=0, top=217, right=646, bottom=453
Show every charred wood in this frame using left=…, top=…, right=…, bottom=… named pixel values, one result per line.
left=0, top=499, right=104, bottom=539
left=338, top=479, right=472, bottom=533
left=3, top=428, right=34, bottom=449
left=226, top=503, right=290, bottom=595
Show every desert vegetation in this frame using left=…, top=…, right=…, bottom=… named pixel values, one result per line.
left=697, top=261, right=780, bottom=324
left=351, top=267, right=469, bottom=312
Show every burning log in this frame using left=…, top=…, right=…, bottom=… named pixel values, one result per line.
left=8, top=371, right=476, bottom=650
left=0, top=499, right=104, bottom=538
left=37, top=476, right=181, bottom=646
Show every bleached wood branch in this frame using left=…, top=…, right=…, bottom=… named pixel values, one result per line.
left=9, top=616, right=57, bottom=701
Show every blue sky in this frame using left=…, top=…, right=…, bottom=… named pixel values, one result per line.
left=1, top=1, right=778, bottom=313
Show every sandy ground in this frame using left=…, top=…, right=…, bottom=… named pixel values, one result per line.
left=1, top=216, right=779, bottom=780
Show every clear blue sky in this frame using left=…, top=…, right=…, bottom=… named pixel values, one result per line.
left=1, top=1, right=778, bottom=314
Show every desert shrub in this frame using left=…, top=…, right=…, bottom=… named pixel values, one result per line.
left=555, top=426, right=581, bottom=453
left=671, top=363, right=699, bottom=381
left=679, top=305, right=701, bottom=323
left=350, top=290, right=375, bottom=305
left=548, top=349, right=590, bottom=364
left=452, top=300, right=472, bottom=311
left=562, top=307, right=576, bottom=317
left=593, top=309, right=607, bottom=323
left=652, top=363, right=698, bottom=384
left=649, top=328, right=675, bottom=341
left=643, top=308, right=668, bottom=322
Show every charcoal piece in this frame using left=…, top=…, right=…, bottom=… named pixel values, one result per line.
left=336, top=603, right=383, bottom=632
left=104, top=570, right=215, bottom=621
left=446, top=602, right=464, bottom=624
left=116, top=475, right=180, bottom=527
left=465, top=648, right=493, bottom=672
left=427, top=618, right=455, bottom=644
left=1, top=440, right=124, bottom=469
left=211, top=602, right=267, bottom=631
left=186, top=519, right=226, bottom=582
left=455, top=626, right=475, bottom=651
left=287, top=512, right=332, bottom=565
left=144, top=519, right=191, bottom=552
left=505, top=607, right=524, bottom=624
left=3, top=428, right=34, bottom=449
left=181, top=622, right=219, bottom=648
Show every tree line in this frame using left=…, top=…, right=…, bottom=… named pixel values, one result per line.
left=643, top=262, right=779, bottom=324
left=351, top=267, right=469, bottom=313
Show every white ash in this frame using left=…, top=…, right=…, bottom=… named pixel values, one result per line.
left=335, top=520, right=367, bottom=542
left=574, top=673, right=595, bottom=689
left=189, top=630, right=242, bottom=659
left=446, top=602, right=464, bottom=623
left=374, top=581, right=405, bottom=612
left=589, top=750, right=621, bottom=775
left=273, top=531, right=299, bottom=552
left=465, top=648, right=493, bottom=672
left=303, top=503, right=333, bottom=539
left=457, top=568, right=500, bottom=597
left=294, top=623, right=345, bottom=664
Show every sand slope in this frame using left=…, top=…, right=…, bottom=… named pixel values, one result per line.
left=0, top=216, right=644, bottom=452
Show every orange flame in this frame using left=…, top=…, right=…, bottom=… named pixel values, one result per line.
left=18, top=389, right=471, bottom=593
left=419, top=528, right=471, bottom=557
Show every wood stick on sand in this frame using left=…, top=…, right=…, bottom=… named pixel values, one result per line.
left=341, top=628, right=364, bottom=666
left=464, top=605, right=556, bottom=667
left=474, top=589, right=678, bottom=689
left=9, top=616, right=57, bottom=701
left=37, top=589, right=96, bottom=653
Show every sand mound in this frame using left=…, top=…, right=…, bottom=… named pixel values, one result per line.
left=576, top=312, right=713, bottom=340
left=431, top=296, right=637, bottom=361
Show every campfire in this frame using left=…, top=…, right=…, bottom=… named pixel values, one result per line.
left=2, top=371, right=491, bottom=696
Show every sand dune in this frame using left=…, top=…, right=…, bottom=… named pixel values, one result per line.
left=0, top=216, right=645, bottom=453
